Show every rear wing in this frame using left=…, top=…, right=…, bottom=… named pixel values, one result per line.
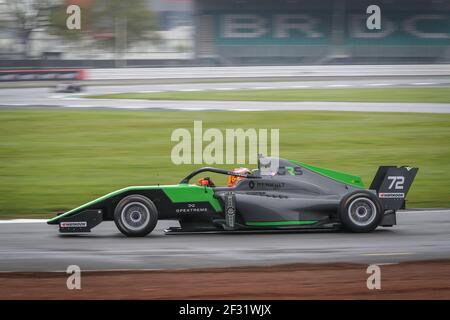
left=370, top=166, right=418, bottom=210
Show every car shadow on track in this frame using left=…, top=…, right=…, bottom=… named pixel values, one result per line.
left=55, top=228, right=394, bottom=239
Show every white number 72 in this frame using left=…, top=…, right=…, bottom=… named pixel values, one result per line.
left=387, top=176, right=405, bottom=190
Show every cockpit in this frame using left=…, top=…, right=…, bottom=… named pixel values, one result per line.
left=180, top=156, right=303, bottom=188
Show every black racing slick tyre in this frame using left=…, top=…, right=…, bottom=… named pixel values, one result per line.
left=114, top=195, right=158, bottom=237
left=339, top=190, right=383, bottom=233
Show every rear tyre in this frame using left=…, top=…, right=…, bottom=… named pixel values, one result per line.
left=339, top=190, right=383, bottom=233
left=114, top=195, right=158, bottom=237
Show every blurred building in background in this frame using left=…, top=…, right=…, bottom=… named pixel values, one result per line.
left=0, top=0, right=448, bottom=67
left=194, top=0, right=450, bottom=65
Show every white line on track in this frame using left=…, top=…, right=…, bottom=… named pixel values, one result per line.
left=250, top=86, right=275, bottom=90
left=178, top=88, right=205, bottom=92
left=63, top=97, right=83, bottom=100
left=0, top=219, right=47, bottom=224
left=365, top=83, right=391, bottom=86
left=288, top=85, right=311, bottom=89
left=411, top=82, right=436, bottom=86
left=326, top=84, right=351, bottom=87
left=231, top=108, right=265, bottom=111
left=176, top=107, right=212, bottom=111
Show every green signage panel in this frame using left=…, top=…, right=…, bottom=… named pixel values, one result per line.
left=209, top=11, right=449, bottom=46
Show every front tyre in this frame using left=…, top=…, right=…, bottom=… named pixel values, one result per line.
left=114, top=195, right=158, bottom=237
left=339, top=191, right=383, bottom=233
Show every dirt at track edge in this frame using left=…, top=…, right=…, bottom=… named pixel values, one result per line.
left=1, top=260, right=449, bottom=299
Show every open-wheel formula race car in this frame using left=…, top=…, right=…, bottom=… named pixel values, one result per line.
left=48, top=156, right=418, bottom=236
left=53, top=83, right=83, bottom=93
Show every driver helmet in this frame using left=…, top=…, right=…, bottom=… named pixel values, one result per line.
left=228, top=167, right=251, bottom=187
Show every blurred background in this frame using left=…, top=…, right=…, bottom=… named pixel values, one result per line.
left=0, top=0, right=448, bottom=68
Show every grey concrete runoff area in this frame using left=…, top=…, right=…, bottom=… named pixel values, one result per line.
left=0, top=210, right=448, bottom=272
left=86, top=65, right=450, bottom=80
left=1, top=77, right=450, bottom=113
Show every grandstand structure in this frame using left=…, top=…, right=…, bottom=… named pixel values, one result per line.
left=193, top=0, right=450, bottom=64
left=0, top=0, right=448, bottom=66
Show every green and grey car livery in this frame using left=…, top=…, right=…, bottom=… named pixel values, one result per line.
left=48, top=156, right=418, bottom=237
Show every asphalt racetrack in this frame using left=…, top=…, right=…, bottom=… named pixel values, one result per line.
left=0, top=210, right=448, bottom=272
left=1, top=77, right=450, bottom=113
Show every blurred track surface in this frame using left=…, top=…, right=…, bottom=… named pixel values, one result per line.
left=87, top=65, right=450, bottom=80
left=0, top=210, right=448, bottom=272
left=1, top=78, right=450, bottom=113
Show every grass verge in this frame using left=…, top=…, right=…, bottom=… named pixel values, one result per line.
left=88, top=87, right=450, bottom=103
left=0, top=108, right=449, bottom=218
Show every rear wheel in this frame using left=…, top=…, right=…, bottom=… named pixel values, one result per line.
left=114, top=195, right=158, bottom=237
left=339, top=191, right=383, bottom=233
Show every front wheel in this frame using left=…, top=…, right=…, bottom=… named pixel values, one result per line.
left=339, top=191, right=383, bottom=233
left=114, top=195, right=158, bottom=237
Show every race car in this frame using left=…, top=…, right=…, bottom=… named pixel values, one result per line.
left=53, top=83, right=83, bottom=93
left=47, top=156, right=418, bottom=236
